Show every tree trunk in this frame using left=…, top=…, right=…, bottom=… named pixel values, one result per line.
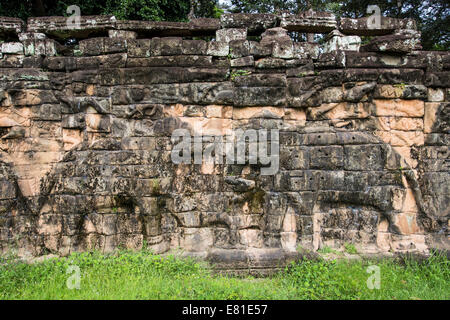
left=306, top=0, right=314, bottom=42
left=188, top=0, right=196, bottom=20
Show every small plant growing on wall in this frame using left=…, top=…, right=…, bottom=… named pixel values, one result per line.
left=230, top=69, right=251, bottom=81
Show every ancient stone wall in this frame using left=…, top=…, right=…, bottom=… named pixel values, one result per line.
left=0, top=12, right=448, bottom=270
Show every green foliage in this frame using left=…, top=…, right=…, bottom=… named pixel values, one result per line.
left=394, top=82, right=406, bottom=90
left=0, top=250, right=448, bottom=300
left=230, top=69, right=251, bottom=81
left=0, top=250, right=208, bottom=299
left=283, top=251, right=450, bottom=300
left=190, top=0, right=222, bottom=19
left=0, top=0, right=110, bottom=20
left=151, top=178, right=161, bottom=195
left=227, top=48, right=233, bottom=60
left=228, top=0, right=330, bottom=14
left=211, top=4, right=224, bottom=19
left=0, top=0, right=220, bottom=22
left=0, top=0, right=32, bottom=21
left=317, top=246, right=338, bottom=254
left=297, top=72, right=310, bottom=77
left=344, top=243, right=358, bottom=254
left=284, top=259, right=357, bottom=299
left=103, top=0, right=189, bottom=21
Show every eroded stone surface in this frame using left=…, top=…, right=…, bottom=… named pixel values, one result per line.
left=0, top=13, right=448, bottom=271
left=340, top=17, right=417, bottom=36
left=280, top=10, right=337, bottom=33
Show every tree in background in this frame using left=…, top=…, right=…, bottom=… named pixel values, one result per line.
left=0, top=0, right=221, bottom=22
left=189, top=0, right=223, bottom=19
left=337, top=0, right=449, bottom=50
left=0, top=0, right=109, bottom=21
left=226, top=0, right=323, bottom=13
left=103, top=0, right=189, bottom=21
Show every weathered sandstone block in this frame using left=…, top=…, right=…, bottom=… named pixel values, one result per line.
left=280, top=10, right=337, bottom=33
left=323, top=30, right=360, bottom=53
left=220, top=13, right=278, bottom=33
left=339, top=17, right=417, bottom=36
left=216, top=28, right=247, bottom=43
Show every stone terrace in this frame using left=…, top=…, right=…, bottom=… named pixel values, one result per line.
left=0, top=11, right=448, bottom=272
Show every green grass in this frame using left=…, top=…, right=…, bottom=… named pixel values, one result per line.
left=317, top=246, right=339, bottom=254
left=344, top=243, right=358, bottom=255
left=0, top=250, right=448, bottom=300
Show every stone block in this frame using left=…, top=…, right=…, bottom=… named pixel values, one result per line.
left=361, top=31, right=421, bottom=54
left=424, top=102, right=442, bottom=133
left=220, top=13, right=278, bottom=33
left=104, top=38, right=127, bottom=53
left=79, top=38, right=105, bottom=56
left=1, top=42, right=24, bottom=54
left=280, top=10, right=337, bottom=33
left=216, top=28, right=247, bottom=43
left=152, top=37, right=183, bottom=56
left=428, top=88, right=444, bottom=102
left=207, top=41, right=229, bottom=57
left=108, top=30, right=137, bottom=39
left=230, top=56, right=254, bottom=67
left=344, top=145, right=385, bottom=171
left=273, top=40, right=294, bottom=59
left=323, top=30, right=361, bottom=53
left=229, top=40, right=250, bottom=58
left=309, top=146, right=344, bottom=170
left=127, top=39, right=151, bottom=57
left=293, top=42, right=320, bottom=59
left=339, top=17, right=417, bottom=36
left=373, top=99, right=424, bottom=117
left=182, top=39, right=208, bottom=55
left=233, top=87, right=286, bottom=106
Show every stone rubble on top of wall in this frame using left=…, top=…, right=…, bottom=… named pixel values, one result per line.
left=0, top=10, right=432, bottom=62
left=0, top=10, right=419, bottom=37
left=280, top=9, right=337, bottom=33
